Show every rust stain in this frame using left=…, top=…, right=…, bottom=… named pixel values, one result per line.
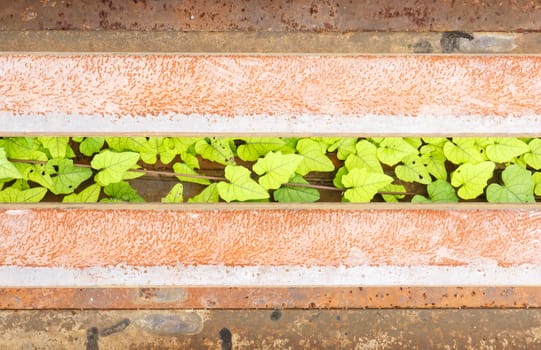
left=1, top=0, right=540, bottom=32
left=1, top=287, right=541, bottom=309
left=0, top=208, right=539, bottom=268
left=1, top=56, right=540, bottom=118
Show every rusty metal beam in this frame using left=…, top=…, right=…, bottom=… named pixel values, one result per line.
left=2, top=309, right=541, bottom=348
left=0, top=31, right=537, bottom=54
left=1, top=55, right=541, bottom=136
left=1, top=0, right=540, bottom=32
left=1, top=204, right=540, bottom=291
left=2, top=204, right=540, bottom=269
left=2, top=287, right=541, bottom=310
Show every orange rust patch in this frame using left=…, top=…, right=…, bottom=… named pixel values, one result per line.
left=1, top=286, right=540, bottom=309
left=0, top=208, right=539, bottom=268
left=1, top=56, right=540, bottom=118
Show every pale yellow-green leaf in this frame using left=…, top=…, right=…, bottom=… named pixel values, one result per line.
left=443, top=138, right=485, bottom=164
left=342, top=168, right=393, bottom=202
left=161, top=183, right=184, bottom=203
left=295, top=139, right=334, bottom=176
left=345, top=140, right=383, bottom=174
left=217, top=165, right=269, bottom=202
left=376, top=138, right=417, bottom=166
left=525, top=139, right=541, bottom=170
left=188, top=183, right=220, bottom=203
left=451, top=161, right=495, bottom=200
left=485, top=138, right=529, bottom=163
left=253, top=151, right=303, bottom=190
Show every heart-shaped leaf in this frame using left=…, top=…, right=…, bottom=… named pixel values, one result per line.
left=342, top=168, right=393, bottom=202
left=451, top=161, right=494, bottom=200
left=376, top=138, right=417, bottom=166
left=412, top=180, right=458, bottom=203
left=253, top=151, right=303, bottom=190
left=91, top=150, right=140, bottom=186
left=237, top=138, right=287, bottom=161
left=486, top=164, right=535, bottom=203
left=296, top=139, right=335, bottom=175
left=217, top=165, right=269, bottom=202
left=486, top=138, right=529, bottom=163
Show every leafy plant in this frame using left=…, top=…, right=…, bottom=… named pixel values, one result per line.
left=0, top=136, right=540, bottom=203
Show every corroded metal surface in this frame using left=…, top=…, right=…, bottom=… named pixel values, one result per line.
left=2, top=287, right=541, bottom=309
left=0, top=205, right=540, bottom=288
left=1, top=309, right=541, bottom=349
left=1, top=55, right=541, bottom=136
left=1, top=0, right=540, bottom=32
left=0, top=31, right=535, bottom=53
left=1, top=206, right=540, bottom=268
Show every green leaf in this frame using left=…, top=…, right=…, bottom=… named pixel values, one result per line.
left=412, top=180, right=458, bottom=203
left=139, top=137, right=161, bottom=164
left=381, top=184, right=407, bottom=203
left=486, top=165, right=535, bottom=203
left=296, top=139, right=335, bottom=176
left=101, top=181, right=144, bottom=202
left=91, top=150, right=140, bottom=186
left=0, top=137, right=48, bottom=161
left=10, top=179, right=30, bottom=191
left=273, top=175, right=320, bottom=203
left=420, top=145, right=447, bottom=180
left=188, top=183, right=220, bottom=203
left=333, top=166, right=348, bottom=189
left=279, top=138, right=299, bottom=154
left=172, top=163, right=210, bottom=185
left=105, top=137, right=147, bottom=152
left=341, top=168, right=393, bottom=202
left=105, top=137, right=158, bottom=164
left=443, top=138, right=485, bottom=164
left=158, top=138, right=200, bottom=165
left=253, top=151, right=303, bottom=190
left=404, top=137, right=422, bottom=149
left=79, top=137, right=105, bottom=156
left=217, top=165, right=269, bottom=202
left=0, top=186, right=47, bottom=203
left=161, top=183, right=184, bottom=203
left=237, top=138, right=287, bottom=161
left=62, top=184, right=101, bottom=203
left=422, top=137, right=448, bottom=147
left=533, top=172, right=541, bottom=196
left=27, top=164, right=54, bottom=190
left=195, top=137, right=235, bottom=165
left=327, top=138, right=357, bottom=160
left=485, top=138, right=529, bottom=163
left=525, top=139, right=541, bottom=170
left=0, top=148, right=22, bottom=180
left=345, top=140, right=383, bottom=174
left=45, top=158, right=93, bottom=194
left=451, top=161, right=495, bottom=200
left=395, top=154, right=431, bottom=184
left=37, top=137, right=70, bottom=159
left=376, top=138, right=417, bottom=166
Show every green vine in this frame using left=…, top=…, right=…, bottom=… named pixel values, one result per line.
left=0, top=136, right=540, bottom=203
